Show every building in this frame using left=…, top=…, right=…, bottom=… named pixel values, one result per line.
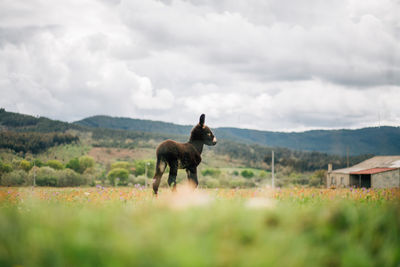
left=327, top=156, right=400, bottom=188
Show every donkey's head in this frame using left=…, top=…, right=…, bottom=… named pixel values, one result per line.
left=190, top=114, right=217, bottom=146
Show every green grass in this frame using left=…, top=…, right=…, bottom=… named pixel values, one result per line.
left=0, top=188, right=399, bottom=267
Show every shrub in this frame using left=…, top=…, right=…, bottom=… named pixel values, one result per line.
left=46, top=160, right=64, bottom=170
left=58, top=169, right=87, bottom=187
left=0, top=162, right=13, bottom=174
left=26, top=166, right=39, bottom=186
left=19, top=160, right=32, bottom=172
left=201, top=168, right=221, bottom=178
left=241, top=169, right=254, bottom=179
left=66, top=158, right=81, bottom=173
left=107, top=168, right=129, bottom=186
left=289, top=172, right=309, bottom=185
left=133, top=161, right=145, bottom=176
left=65, top=156, right=95, bottom=174
left=133, top=160, right=155, bottom=178
left=0, top=170, right=27, bottom=186
left=32, top=159, right=44, bottom=167
left=11, top=159, right=20, bottom=169
left=35, top=167, right=58, bottom=186
left=79, top=156, right=95, bottom=172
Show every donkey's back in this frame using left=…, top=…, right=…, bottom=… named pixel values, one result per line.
left=156, top=139, right=201, bottom=168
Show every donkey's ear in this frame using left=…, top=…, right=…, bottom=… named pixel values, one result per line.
left=199, top=114, right=205, bottom=127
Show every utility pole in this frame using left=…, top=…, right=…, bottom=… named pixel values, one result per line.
left=271, top=151, right=275, bottom=188
left=33, top=160, right=36, bottom=188
left=346, top=147, right=349, bottom=168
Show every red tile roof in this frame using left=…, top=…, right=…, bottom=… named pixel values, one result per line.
left=350, top=168, right=398, bottom=175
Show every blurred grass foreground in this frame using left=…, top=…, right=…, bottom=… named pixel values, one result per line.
left=0, top=186, right=399, bottom=267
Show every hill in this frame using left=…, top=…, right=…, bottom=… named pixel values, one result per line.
left=0, top=108, right=81, bottom=132
left=1, top=109, right=373, bottom=172
left=75, top=115, right=400, bottom=156
left=75, top=115, right=192, bottom=136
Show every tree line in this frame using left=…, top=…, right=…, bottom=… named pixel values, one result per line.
left=0, top=131, right=79, bottom=154
left=215, top=140, right=372, bottom=172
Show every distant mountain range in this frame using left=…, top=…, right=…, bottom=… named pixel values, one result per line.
left=75, top=115, right=400, bottom=156
left=1, top=109, right=399, bottom=156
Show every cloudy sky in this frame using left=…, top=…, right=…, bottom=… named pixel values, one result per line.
left=0, top=0, right=399, bottom=131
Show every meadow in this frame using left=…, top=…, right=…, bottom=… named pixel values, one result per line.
left=1, top=186, right=399, bottom=267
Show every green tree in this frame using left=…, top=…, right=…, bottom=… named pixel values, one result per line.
left=107, top=168, right=129, bottom=186
left=35, top=167, right=58, bottom=186
left=32, top=159, right=44, bottom=167
left=58, top=169, right=87, bottom=187
left=0, top=162, right=13, bottom=174
left=19, top=160, right=32, bottom=172
left=241, top=169, right=254, bottom=179
left=79, top=156, right=95, bottom=173
left=133, top=160, right=155, bottom=178
left=0, top=170, right=27, bottom=186
left=66, top=158, right=81, bottom=173
left=46, top=160, right=64, bottom=170
left=134, top=161, right=146, bottom=176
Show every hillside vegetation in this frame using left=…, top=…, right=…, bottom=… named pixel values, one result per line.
left=1, top=110, right=372, bottom=172
left=76, top=114, right=400, bottom=156
left=0, top=131, right=79, bottom=154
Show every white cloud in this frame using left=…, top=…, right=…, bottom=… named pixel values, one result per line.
left=0, top=0, right=399, bottom=131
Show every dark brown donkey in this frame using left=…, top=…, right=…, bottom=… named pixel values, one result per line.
left=152, top=114, right=217, bottom=195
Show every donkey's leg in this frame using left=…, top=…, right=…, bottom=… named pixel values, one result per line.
left=186, top=168, right=199, bottom=189
left=168, top=161, right=178, bottom=192
left=152, top=159, right=166, bottom=195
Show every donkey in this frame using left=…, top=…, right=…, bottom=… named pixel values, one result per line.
left=152, top=114, right=217, bottom=195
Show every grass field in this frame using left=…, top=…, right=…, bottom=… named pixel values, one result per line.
left=1, top=186, right=399, bottom=267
